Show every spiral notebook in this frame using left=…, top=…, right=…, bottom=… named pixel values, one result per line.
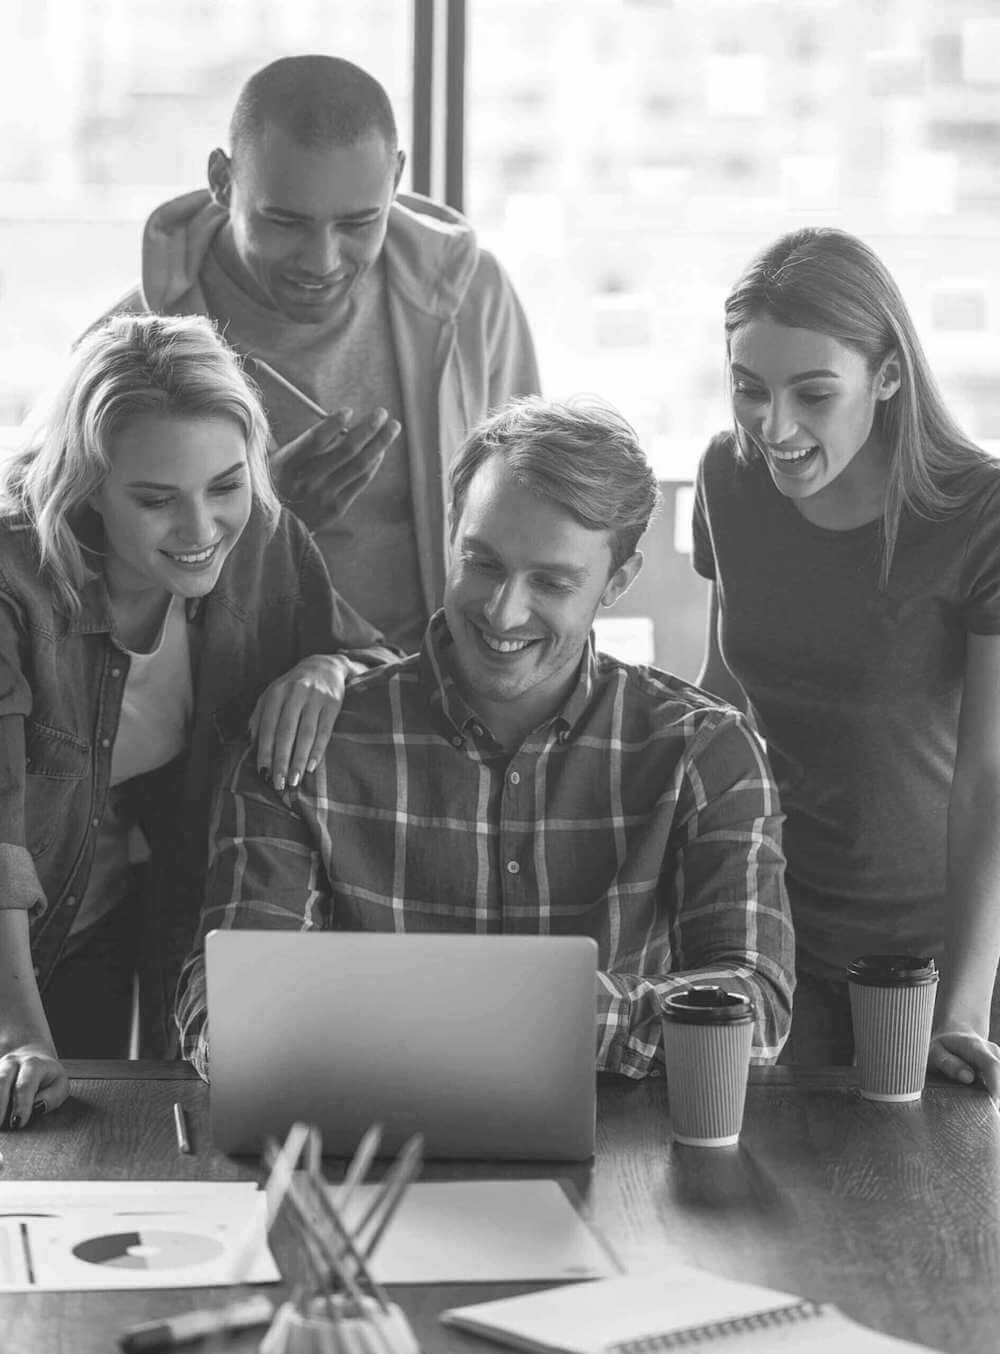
left=440, top=1269, right=928, bottom=1352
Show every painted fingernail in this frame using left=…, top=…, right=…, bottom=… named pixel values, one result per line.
left=258, top=766, right=270, bottom=782
left=8, top=1114, right=19, bottom=1131
left=306, top=759, right=317, bottom=774
left=273, top=774, right=285, bottom=792
left=371, top=408, right=388, bottom=428
left=33, top=1098, right=46, bottom=1117
left=288, top=772, right=301, bottom=789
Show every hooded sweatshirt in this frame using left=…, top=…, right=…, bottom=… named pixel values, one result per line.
left=98, top=190, right=541, bottom=648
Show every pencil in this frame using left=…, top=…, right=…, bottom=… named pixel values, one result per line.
left=173, top=1102, right=191, bottom=1155
left=249, top=357, right=329, bottom=421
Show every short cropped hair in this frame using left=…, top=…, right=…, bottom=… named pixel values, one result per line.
left=0, top=313, right=278, bottom=614
left=449, top=396, right=660, bottom=573
left=229, top=55, right=397, bottom=159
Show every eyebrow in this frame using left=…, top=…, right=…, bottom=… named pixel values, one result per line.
left=262, top=205, right=383, bottom=223
left=126, top=462, right=246, bottom=490
left=462, top=536, right=591, bottom=583
left=730, top=363, right=842, bottom=383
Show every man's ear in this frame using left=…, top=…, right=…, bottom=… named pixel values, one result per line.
left=875, top=351, right=901, bottom=403
left=207, top=148, right=233, bottom=209
left=600, top=551, right=643, bottom=609
left=393, top=149, right=406, bottom=195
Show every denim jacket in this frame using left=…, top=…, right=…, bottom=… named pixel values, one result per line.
left=0, top=505, right=395, bottom=1054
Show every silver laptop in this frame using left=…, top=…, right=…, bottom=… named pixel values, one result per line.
left=205, top=931, right=598, bottom=1161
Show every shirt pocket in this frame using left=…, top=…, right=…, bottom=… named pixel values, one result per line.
left=23, top=721, right=90, bottom=857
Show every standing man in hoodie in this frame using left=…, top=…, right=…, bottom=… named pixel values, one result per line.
left=97, top=55, right=540, bottom=653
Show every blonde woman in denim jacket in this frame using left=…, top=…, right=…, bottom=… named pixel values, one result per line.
left=0, top=313, right=396, bottom=1127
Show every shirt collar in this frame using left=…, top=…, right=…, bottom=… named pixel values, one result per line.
left=418, top=609, right=599, bottom=746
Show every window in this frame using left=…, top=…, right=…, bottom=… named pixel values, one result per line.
left=0, top=1, right=410, bottom=436
left=466, top=0, right=1000, bottom=673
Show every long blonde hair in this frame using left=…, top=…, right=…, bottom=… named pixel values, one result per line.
left=725, top=228, right=991, bottom=586
left=1, top=313, right=280, bottom=612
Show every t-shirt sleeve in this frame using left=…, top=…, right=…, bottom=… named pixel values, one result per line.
left=962, top=477, right=1000, bottom=634
left=691, top=440, right=720, bottom=581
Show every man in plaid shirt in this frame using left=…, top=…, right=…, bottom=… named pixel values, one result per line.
left=176, top=397, right=794, bottom=1079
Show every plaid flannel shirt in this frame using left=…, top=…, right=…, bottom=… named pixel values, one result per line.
left=177, top=612, right=794, bottom=1080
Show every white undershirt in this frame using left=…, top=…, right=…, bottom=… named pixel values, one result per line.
left=68, top=595, right=193, bottom=942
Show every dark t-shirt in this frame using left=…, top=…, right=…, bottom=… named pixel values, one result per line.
left=693, top=432, right=1000, bottom=979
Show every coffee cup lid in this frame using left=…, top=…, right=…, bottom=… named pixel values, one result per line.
left=661, top=985, right=754, bottom=1024
left=845, top=954, right=938, bottom=987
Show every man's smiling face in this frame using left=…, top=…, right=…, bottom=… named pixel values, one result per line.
left=444, top=456, right=635, bottom=746
left=217, top=125, right=402, bottom=324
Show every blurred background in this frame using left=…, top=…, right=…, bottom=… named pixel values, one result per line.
left=2, top=0, right=999, bottom=677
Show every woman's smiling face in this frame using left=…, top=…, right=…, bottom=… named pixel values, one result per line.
left=729, top=315, right=899, bottom=504
left=89, top=412, right=253, bottom=601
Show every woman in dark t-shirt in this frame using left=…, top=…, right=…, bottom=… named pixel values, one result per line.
left=693, top=227, right=1000, bottom=1099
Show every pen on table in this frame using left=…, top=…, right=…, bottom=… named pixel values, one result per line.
left=118, top=1294, right=275, bottom=1353
left=172, top=1102, right=191, bottom=1155
left=248, top=356, right=329, bottom=421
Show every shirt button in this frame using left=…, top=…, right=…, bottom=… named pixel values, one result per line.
left=452, top=735, right=464, bottom=748
left=110, top=667, right=122, bottom=678
left=91, top=817, right=100, bottom=827
left=65, top=895, right=77, bottom=907
left=101, top=738, right=111, bottom=749
left=506, top=860, right=520, bottom=875
left=508, top=771, right=521, bottom=785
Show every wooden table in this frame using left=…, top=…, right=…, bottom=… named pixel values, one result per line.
left=1, top=1062, right=997, bottom=1354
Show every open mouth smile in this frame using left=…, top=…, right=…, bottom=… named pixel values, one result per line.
left=161, top=542, right=221, bottom=567
left=476, top=627, right=540, bottom=655
left=282, top=274, right=348, bottom=295
left=765, top=442, right=820, bottom=471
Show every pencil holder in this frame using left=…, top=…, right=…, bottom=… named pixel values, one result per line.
left=260, top=1121, right=424, bottom=1354
left=260, top=1294, right=420, bottom=1354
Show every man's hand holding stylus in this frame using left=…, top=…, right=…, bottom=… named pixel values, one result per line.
left=271, top=406, right=402, bottom=531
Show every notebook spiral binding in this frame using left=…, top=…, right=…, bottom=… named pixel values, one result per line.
left=611, top=1299, right=827, bottom=1351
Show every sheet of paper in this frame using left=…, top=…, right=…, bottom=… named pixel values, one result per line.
left=336, top=1179, right=616, bottom=1284
left=0, top=1180, right=259, bottom=1215
left=0, top=1183, right=278, bottom=1291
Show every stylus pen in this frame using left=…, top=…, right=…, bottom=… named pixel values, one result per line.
left=172, top=1102, right=191, bottom=1155
left=118, top=1294, right=274, bottom=1352
left=248, top=356, right=330, bottom=421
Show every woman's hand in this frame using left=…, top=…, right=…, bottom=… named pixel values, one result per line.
left=249, top=654, right=357, bottom=791
left=0, top=1039, right=70, bottom=1129
left=928, top=1024, right=1000, bottom=1105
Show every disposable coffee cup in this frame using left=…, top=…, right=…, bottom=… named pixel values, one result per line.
left=847, top=954, right=938, bottom=1102
left=661, top=986, right=754, bottom=1147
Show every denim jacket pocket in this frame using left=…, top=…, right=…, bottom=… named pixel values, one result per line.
left=211, top=693, right=257, bottom=748
left=23, top=721, right=90, bottom=857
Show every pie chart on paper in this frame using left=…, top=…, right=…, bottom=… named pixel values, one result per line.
left=71, top=1229, right=225, bottom=1270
